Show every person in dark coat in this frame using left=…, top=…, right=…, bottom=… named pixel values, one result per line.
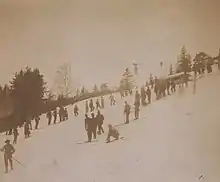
left=85, top=114, right=91, bottom=142
left=74, top=105, right=79, bottom=116
left=46, top=111, right=52, bottom=125
left=96, top=99, right=101, bottom=110
left=96, top=110, right=104, bottom=135
left=91, top=113, right=97, bottom=139
left=64, top=108, right=68, bottom=120
left=85, top=100, right=89, bottom=113
left=101, top=96, right=104, bottom=108
left=13, top=128, right=19, bottom=145
left=53, top=109, right=57, bottom=124
left=85, top=114, right=97, bottom=142
left=1, top=140, right=15, bottom=173
left=166, top=79, right=171, bottom=95
left=171, top=80, right=176, bottom=93
left=34, top=115, right=41, bottom=129
left=124, top=101, right=131, bottom=124
left=106, top=124, right=120, bottom=143
left=89, top=99, right=94, bottom=112
left=140, top=86, right=147, bottom=106
left=24, top=121, right=30, bottom=138
left=59, top=106, right=64, bottom=122
left=146, top=86, right=151, bottom=104
left=134, top=91, right=141, bottom=119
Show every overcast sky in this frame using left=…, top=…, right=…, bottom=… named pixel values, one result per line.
left=0, top=0, right=220, bottom=90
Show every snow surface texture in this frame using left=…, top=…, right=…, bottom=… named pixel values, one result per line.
left=1, top=68, right=220, bottom=182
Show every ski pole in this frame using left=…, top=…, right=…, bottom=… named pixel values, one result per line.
left=12, top=157, right=27, bottom=168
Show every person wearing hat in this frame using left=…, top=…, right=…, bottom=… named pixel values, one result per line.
left=1, top=139, right=15, bottom=173
left=106, top=124, right=120, bottom=143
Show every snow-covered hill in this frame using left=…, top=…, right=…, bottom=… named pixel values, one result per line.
left=1, top=68, right=220, bottom=182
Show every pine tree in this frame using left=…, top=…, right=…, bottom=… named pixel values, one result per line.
left=93, top=84, right=99, bottom=93
left=176, top=46, right=191, bottom=74
left=120, top=68, right=135, bottom=91
left=10, top=67, right=46, bottom=125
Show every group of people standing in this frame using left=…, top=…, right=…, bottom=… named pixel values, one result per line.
left=85, top=110, right=105, bottom=142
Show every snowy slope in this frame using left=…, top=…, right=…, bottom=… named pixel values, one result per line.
left=1, top=68, right=220, bottom=182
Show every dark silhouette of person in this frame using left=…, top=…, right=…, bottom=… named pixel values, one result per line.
left=106, top=124, right=120, bottom=143
left=101, top=96, right=104, bottom=108
left=85, top=114, right=97, bottom=142
left=141, top=86, right=147, bottom=106
left=46, top=111, right=52, bottom=125
left=85, top=114, right=91, bottom=142
left=91, top=113, right=97, bottom=139
left=135, top=91, right=141, bottom=106
left=1, top=140, right=15, bottom=173
left=74, top=105, right=79, bottom=116
left=146, top=86, right=151, bottom=104
left=85, top=100, right=89, bottom=113
left=89, top=99, right=94, bottom=112
left=171, top=80, right=176, bottom=93
left=96, top=99, right=101, bottom=109
left=35, top=115, right=41, bottom=129
left=124, top=101, right=131, bottom=124
left=64, top=108, right=68, bottom=120
left=24, top=121, right=30, bottom=138
left=59, top=106, right=64, bottom=122
left=166, top=79, right=171, bottom=95
left=109, top=94, right=116, bottom=106
left=53, top=109, right=57, bottom=124
left=96, top=110, right=104, bottom=135
left=13, top=128, right=19, bottom=145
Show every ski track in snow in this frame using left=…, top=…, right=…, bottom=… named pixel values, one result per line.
left=0, top=67, right=220, bottom=182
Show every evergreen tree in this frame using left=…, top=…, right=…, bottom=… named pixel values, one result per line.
left=176, top=46, right=191, bottom=73
left=93, top=84, right=99, bottom=93
left=120, top=68, right=135, bottom=91
left=10, top=67, right=46, bottom=125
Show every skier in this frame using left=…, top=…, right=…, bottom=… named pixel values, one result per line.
left=171, top=80, right=176, bottom=93
left=140, top=86, right=147, bottom=106
left=46, top=110, right=52, bottom=125
left=106, top=124, right=120, bottom=143
left=89, top=99, right=94, bottom=112
left=74, top=105, right=79, bottom=116
left=59, top=106, right=64, bottom=122
left=85, top=114, right=92, bottom=142
left=135, top=91, right=141, bottom=106
left=146, top=86, right=151, bottom=104
left=85, top=114, right=97, bottom=142
left=124, top=101, right=131, bottom=124
left=34, top=115, right=40, bottom=129
left=166, top=78, right=171, bottom=95
left=109, top=94, right=116, bottom=106
left=13, top=128, right=19, bottom=145
left=53, top=109, right=57, bottom=124
left=24, top=121, right=30, bottom=138
left=101, top=96, right=104, bottom=108
left=96, top=110, right=104, bottom=135
left=96, top=99, right=101, bottom=110
left=0, top=140, right=15, bottom=173
left=64, top=108, right=68, bottom=120
left=85, top=100, right=89, bottom=113
left=91, top=113, right=97, bottom=139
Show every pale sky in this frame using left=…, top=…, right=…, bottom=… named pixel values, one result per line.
left=0, top=0, right=220, bottom=91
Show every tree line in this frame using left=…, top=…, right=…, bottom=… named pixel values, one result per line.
left=0, top=46, right=218, bottom=132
